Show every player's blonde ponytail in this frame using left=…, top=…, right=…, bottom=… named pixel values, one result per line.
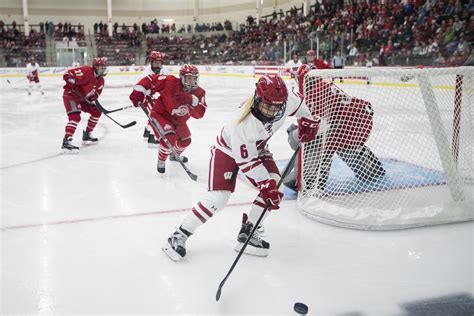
left=237, top=96, right=254, bottom=124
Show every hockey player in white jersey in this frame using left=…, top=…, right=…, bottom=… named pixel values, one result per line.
left=26, top=57, right=44, bottom=95
left=285, top=53, right=302, bottom=87
left=163, top=75, right=320, bottom=261
left=139, top=50, right=166, bottom=145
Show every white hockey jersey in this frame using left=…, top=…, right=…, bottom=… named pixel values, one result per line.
left=215, top=88, right=312, bottom=183
left=26, top=63, right=40, bottom=77
left=285, top=59, right=302, bottom=78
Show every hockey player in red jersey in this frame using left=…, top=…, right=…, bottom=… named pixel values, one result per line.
left=26, top=57, right=44, bottom=95
left=296, top=49, right=332, bottom=95
left=140, top=51, right=166, bottom=144
left=162, top=75, right=320, bottom=262
left=61, top=57, right=107, bottom=153
left=129, top=64, right=207, bottom=173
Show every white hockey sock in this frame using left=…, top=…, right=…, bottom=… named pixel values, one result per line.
left=248, top=200, right=269, bottom=225
left=181, top=190, right=230, bottom=233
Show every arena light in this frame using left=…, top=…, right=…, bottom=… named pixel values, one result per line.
left=163, top=18, right=174, bottom=23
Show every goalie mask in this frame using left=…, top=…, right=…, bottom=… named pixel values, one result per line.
left=252, top=75, right=288, bottom=123
left=149, top=51, right=164, bottom=74
left=93, top=57, right=108, bottom=77
left=179, top=64, right=199, bottom=91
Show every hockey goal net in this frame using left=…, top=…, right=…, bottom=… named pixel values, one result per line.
left=299, top=66, right=473, bottom=230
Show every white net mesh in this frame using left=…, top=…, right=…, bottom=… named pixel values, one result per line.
left=299, top=67, right=474, bottom=230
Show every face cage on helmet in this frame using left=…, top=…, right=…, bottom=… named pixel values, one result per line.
left=181, top=74, right=199, bottom=91
left=151, top=61, right=163, bottom=74
left=94, top=65, right=108, bottom=77
left=252, top=97, right=287, bottom=124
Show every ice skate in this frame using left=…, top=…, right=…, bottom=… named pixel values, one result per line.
left=61, top=137, right=79, bottom=154
left=235, top=213, right=269, bottom=257
left=169, top=155, right=188, bottom=163
left=143, top=127, right=150, bottom=140
left=82, top=130, right=98, bottom=145
left=162, top=226, right=192, bottom=262
left=157, top=160, right=166, bottom=174
left=147, top=134, right=160, bottom=148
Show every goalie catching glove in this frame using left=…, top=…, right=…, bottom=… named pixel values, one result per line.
left=257, top=179, right=283, bottom=210
left=298, top=116, right=320, bottom=143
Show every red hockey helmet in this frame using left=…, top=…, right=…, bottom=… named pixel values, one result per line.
left=253, top=75, right=288, bottom=123
left=93, top=57, right=108, bottom=76
left=149, top=51, right=164, bottom=74
left=179, top=64, right=199, bottom=91
left=93, top=57, right=108, bottom=66
left=306, top=49, right=316, bottom=63
left=149, top=51, right=164, bottom=62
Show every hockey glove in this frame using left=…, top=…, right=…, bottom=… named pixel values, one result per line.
left=298, top=116, right=320, bottom=143
left=129, top=89, right=145, bottom=107
left=64, top=77, right=76, bottom=91
left=257, top=179, right=283, bottom=210
left=85, top=88, right=99, bottom=103
left=176, top=92, right=199, bottom=107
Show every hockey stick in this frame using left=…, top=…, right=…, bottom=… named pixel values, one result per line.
left=139, top=103, right=198, bottom=181
left=94, top=100, right=136, bottom=128
left=97, top=104, right=134, bottom=114
left=215, top=146, right=300, bottom=301
left=70, top=90, right=136, bottom=129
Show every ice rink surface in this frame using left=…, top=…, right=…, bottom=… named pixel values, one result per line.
left=1, top=74, right=473, bottom=315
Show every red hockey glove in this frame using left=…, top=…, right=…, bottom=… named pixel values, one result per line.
left=85, top=88, right=99, bottom=103
left=257, top=179, right=283, bottom=210
left=176, top=92, right=199, bottom=107
left=298, top=116, right=320, bottom=143
left=64, top=77, right=76, bottom=91
left=129, top=89, right=145, bottom=107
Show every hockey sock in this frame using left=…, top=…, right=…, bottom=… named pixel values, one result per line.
left=65, top=112, right=81, bottom=138
left=86, top=116, right=99, bottom=133
left=181, top=190, right=230, bottom=233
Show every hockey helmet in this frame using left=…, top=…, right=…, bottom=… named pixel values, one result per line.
left=179, top=64, right=199, bottom=91
left=149, top=51, right=164, bottom=74
left=306, top=49, right=316, bottom=63
left=93, top=57, right=108, bottom=76
left=253, top=75, right=288, bottom=123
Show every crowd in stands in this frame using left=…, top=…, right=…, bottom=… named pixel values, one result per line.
left=1, top=21, right=46, bottom=67
left=0, top=0, right=472, bottom=68
left=141, top=0, right=471, bottom=66
left=94, top=22, right=139, bottom=66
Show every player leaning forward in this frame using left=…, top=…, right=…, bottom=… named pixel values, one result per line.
left=129, top=64, right=207, bottom=173
left=163, top=75, right=320, bottom=261
left=61, top=57, right=108, bottom=153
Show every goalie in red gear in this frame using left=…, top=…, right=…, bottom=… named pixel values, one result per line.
left=286, top=76, right=386, bottom=194
left=129, top=64, right=207, bottom=173
left=161, top=75, right=321, bottom=262
left=61, top=57, right=108, bottom=153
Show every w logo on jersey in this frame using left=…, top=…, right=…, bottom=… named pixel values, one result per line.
left=223, top=172, right=233, bottom=180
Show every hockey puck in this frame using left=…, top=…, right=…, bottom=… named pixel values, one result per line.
left=293, top=302, right=309, bottom=314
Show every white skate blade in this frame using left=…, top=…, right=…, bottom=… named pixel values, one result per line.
left=82, top=140, right=98, bottom=146
left=61, top=148, right=79, bottom=154
left=235, top=242, right=268, bottom=257
left=162, top=244, right=182, bottom=262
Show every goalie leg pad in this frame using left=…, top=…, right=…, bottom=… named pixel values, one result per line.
left=338, top=145, right=386, bottom=181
